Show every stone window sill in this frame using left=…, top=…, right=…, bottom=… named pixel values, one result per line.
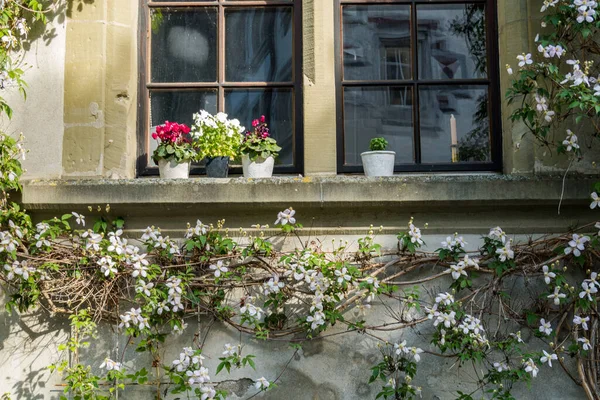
left=20, top=173, right=595, bottom=209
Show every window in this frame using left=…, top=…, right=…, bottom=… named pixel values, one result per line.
left=138, top=0, right=303, bottom=176
left=336, top=0, right=502, bottom=172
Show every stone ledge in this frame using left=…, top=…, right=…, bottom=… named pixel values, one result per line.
left=21, top=174, right=597, bottom=209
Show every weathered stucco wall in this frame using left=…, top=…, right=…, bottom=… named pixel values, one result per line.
left=0, top=234, right=590, bottom=399
left=0, top=13, right=67, bottom=179
left=62, top=0, right=138, bottom=179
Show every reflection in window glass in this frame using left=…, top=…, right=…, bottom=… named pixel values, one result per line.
left=343, top=5, right=411, bottom=81
left=419, top=85, right=490, bottom=163
left=151, top=9, right=218, bottom=83
left=226, top=8, right=293, bottom=82
left=225, top=89, right=294, bottom=166
left=344, top=86, right=414, bottom=165
left=417, top=4, right=487, bottom=80
left=150, top=90, right=218, bottom=155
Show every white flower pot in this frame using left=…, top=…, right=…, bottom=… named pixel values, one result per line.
left=360, top=151, right=396, bottom=177
left=158, top=159, right=190, bottom=179
left=242, top=154, right=275, bottom=178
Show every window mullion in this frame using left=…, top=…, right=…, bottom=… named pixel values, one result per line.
left=410, top=2, right=421, bottom=165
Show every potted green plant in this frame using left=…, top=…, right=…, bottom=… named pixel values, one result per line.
left=240, top=115, right=281, bottom=178
left=361, top=137, right=395, bottom=177
left=190, top=111, right=245, bottom=178
left=151, top=121, right=195, bottom=179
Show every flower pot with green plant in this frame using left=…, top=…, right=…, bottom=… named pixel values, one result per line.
left=151, top=121, right=195, bottom=179
left=190, top=110, right=245, bottom=178
left=240, top=115, right=281, bottom=178
left=361, top=137, right=396, bottom=177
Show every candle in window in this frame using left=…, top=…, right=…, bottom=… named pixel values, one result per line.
left=450, top=114, right=458, bottom=162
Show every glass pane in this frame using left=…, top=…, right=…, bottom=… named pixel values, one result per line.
left=151, top=8, right=217, bottom=82
left=149, top=90, right=218, bottom=156
left=342, top=5, right=411, bottom=81
left=417, top=4, right=487, bottom=80
left=419, top=85, right=490, bottom=163
left=343, top=86, right=414, bottom=165
left=225, top=89, right=294, bottom=166
left=225, top=8, right=293, bottom=82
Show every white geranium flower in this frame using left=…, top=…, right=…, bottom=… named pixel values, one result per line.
left=493, top=362, right=509, bottom=372
left=275, top=208, right=296, bottom=226
left=547, top=287, right=566, bottom=305
left=334, top=267, right=352, bottom=284
left=100, top=358, right=122, bottom=371
left=578, top=337, right=592, bottom=351
left=564, top=233, right=589, bottom=257
left=71, top=212, right=85, bottom=226
left=435, top=292, right=454, bottom=305
left=209, top=260, right=228, bottom=278
left=524, top=358, right=539, bottom=377
left=255, top=377, right=270, bottom=390
left=541, top=0, right=558, bottom=11
left=574, top=315, right=590, bottom=330
left=562, top=130, right=580, bottom=152
left=410, top=347, right=424, bottom=362
left=542, top=265, right=556, bottom=284
left=579, top=281, right=598, bottom=301
left=136, top=280, right=154, bottom=297
left=517, top=53, right=533, bottom=67
left=590, top=193, right=600, bottom=209
left=409, top=223, right=423, bottom=245
left=540, top=350, right=557, bottom=367
left=449, top=262, right=468, bottom=280
left=496, top=243, right=514, bottom=262
left=222, top=343, right=238, bottom=357
left=539, top=318, right=552, bottom=335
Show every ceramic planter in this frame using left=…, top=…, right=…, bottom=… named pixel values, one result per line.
left=158, top=159, right=190, bottom=179
left=360, top=151, right=396, bottom=177
left=205, top=156, right=230, bottom=178
left=242, top=154, right=275, bottom=178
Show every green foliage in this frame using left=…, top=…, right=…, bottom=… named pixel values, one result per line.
left=369, top=137, right=388, bottom=151
left=151, top=141, right=195, bottom=164
left=191, top=111, right=244, bottom=159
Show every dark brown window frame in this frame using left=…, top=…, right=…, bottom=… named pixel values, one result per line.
left=335, top=0, right=503, bottom=173
left=137, top=0, right=304, bottom=177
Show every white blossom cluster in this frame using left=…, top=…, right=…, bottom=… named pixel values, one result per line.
left=262, top=274, right=284, bottom=295
left=171, top=347, right=216, bottom=399
left=574, top=0, right=597, bottom=23
left=118, top=307, right=149, bottom=331
left=427, top=293, right=489, bottom=348
left=447, top=254, right=479, bottom=280
left=185, top=219, right=209, bottom=239
left=440, top=234, right=467, bottom=252
left=3, top=260, right=36, bottom=280
left=165, top=276, right=185, bottom=313
left=100, top=358, right=123, bottom=372
left=142, top=226, right=180, bottom=256
left=190, top=110, right=244, bottom=140
left=0, top=230, right=18, bottom=253
left=240, top=296, right=264, bottom=322
left=281, top=250, right=341, bottom=330
left=393, top=340, right=424, bottom=362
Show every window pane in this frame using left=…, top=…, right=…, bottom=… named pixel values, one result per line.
left=417, top=4, right=487, bottom=80
left=225, top=8, right=293, bottom=82
left=419, top=85, right=490, bottom=163
left=225, top=89, right=294, bottom=166
left=150, top=90, right=218, bottom=155
left=342, top=5, right=411, bottom=81
left=151, top=8, right=217, bottom=83
left=343, top=86, right=414, bottom=165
